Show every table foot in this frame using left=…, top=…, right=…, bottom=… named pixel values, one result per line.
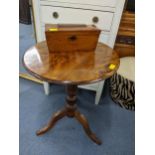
left=75, top=111, right=102, bottom=145
left=36, top=109, right=66, bottom=136
left=36, top=85, right=102, bottom=145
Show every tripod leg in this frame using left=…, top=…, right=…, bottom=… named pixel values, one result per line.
left=36, top=109, right=67, bottom=135
left=75, top=111, right=102, bottom=145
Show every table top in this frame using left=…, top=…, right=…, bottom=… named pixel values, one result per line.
left=23, top=41, right=120, bottom=85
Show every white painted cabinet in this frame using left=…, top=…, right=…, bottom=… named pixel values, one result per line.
left=40, top=6, right=114, bottom=32
left=32, top=0, right=125, bottom=104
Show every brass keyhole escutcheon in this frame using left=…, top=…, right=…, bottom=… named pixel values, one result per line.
left=53, top=12, right=59, bottom=19
left=92, top=16, right=99, bottom=23
left=68, top=35, right=77, bottom=41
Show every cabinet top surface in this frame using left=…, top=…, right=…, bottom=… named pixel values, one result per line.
left=23, top=41, right=119, bottom=85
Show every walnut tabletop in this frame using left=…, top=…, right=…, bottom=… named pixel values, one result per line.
left=23, top=41, right=120, bottom=145
left=23, top=41, right=120, bottom=85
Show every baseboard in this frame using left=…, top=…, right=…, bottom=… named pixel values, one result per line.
left=19, top=73, right=43, bottom=84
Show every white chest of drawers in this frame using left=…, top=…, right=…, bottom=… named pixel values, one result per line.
left=32, top=0, right=125, bottom=104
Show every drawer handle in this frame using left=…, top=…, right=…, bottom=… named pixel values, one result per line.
left=92, top=16, right=99, bottom=23
left=68, top=35, right=77, bottom=41
left=53, top=12, right=59, bottom=19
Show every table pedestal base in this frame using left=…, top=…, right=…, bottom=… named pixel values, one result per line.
left=36, top=85, right=102, bottom=145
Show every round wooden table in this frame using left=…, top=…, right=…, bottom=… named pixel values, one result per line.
left=23, top=41, right=120, bottom=145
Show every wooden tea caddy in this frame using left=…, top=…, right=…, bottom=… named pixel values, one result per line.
left=45, top=24, right=101, bottom=52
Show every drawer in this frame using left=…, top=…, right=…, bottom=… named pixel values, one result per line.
left=40, top=6, right=114, bottom=32
left=41, top=0, right=117, bottom=8
left=41, top=26, right=109, bottom=44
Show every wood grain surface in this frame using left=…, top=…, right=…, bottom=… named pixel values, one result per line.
left=23, top=41, right=120, bottom=85
left=45, top=24, right=101, bottom=52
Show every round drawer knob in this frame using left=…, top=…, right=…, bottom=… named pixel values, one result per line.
left=92, top=16, right=99, bottom=23
left=53, top=12, right=59, bottom=19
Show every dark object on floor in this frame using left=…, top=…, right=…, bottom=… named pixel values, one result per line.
left=110, top=57, right=135, bottom=111
left=45, top=24, right=101, bottom=52
left=19, top=0, right=31, bottom=24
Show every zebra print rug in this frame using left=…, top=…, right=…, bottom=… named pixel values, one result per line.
left=110, top=73, right=135, bottom=111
